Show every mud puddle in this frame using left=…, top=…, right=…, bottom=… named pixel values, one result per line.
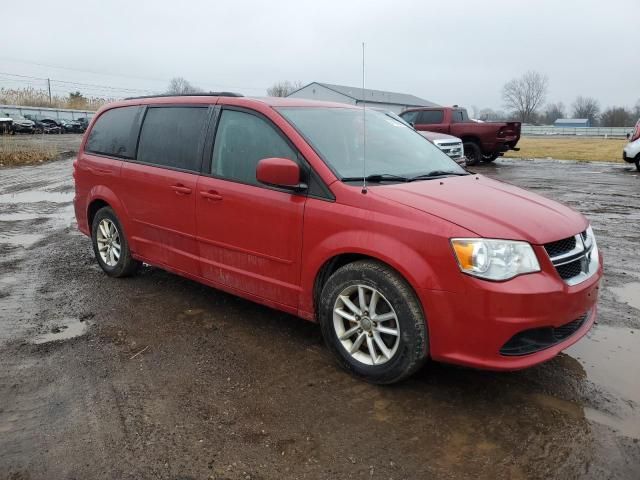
left=610, top=282, right=640, bottom=311
left=0, top=190, right=73, bottom=204
left=31, top=318, right=89, bottom=344
left=565, top=324, right=640, bottom=438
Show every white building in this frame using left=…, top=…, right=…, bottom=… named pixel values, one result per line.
left=287, top=82, right=437, bottom=114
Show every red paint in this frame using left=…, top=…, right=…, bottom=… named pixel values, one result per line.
left=256, top=157, right=301, bottom=187
left=403, top=106, right=521, bottom=157
left=74, top=95, right=602, bottom=371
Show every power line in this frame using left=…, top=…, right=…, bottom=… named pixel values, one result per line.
left=0, top=57, right=271, bottom=93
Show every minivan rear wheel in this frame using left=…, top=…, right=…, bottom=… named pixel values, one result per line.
left=319, top=260, right=428, bottom=384
left=91, top=207, right=140, bottom=277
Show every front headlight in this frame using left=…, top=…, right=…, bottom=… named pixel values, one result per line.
left=451, top=238, right=540, bottom=281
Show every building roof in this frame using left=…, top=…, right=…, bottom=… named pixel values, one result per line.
left=289, top=82, right=437, bottom=107
left=554, top=118, right=590, bottom=124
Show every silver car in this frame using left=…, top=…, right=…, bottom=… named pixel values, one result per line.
left=418, top=131, right=466, bottom=165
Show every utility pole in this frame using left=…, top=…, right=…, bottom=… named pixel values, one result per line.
left=47, top=78, right=52, bottom=105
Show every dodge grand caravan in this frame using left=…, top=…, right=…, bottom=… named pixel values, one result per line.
left=74, top=94, right=603, bottom=384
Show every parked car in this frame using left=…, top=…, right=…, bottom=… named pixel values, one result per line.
left=39, top=118, right=64, bottom=134
left=76, top=117, right=92, bottom=129
left=61, top=119, right=85, bottom=133
left=418, top=131, right=466, bottom=165
left=0, top=114, right=14, bottom=134
left=74, top=95, right=602, bottom=384
left=3, top=113, right=35, bottom=134
left=623, top=119, right=640, bottom=171
left=400, top=106, right=521, bottom=166
left=375, top=109, right=466, bottom=165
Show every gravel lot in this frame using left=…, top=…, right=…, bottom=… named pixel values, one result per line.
left=1, top=151, right=639, bottom=479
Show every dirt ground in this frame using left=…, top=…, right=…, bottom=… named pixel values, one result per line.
left=1, top=151, right=639, bottom=479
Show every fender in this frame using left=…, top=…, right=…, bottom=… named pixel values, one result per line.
left=86, top=186, right=136, bottom=251
left=299, top=230, right=444, bottom=317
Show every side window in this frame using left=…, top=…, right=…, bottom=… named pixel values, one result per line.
left=137, top=107, right=208, bottom=172
left=211, top=109, right=297, bottom=185
left=400, top=111, right=419, bottom=124
left=451, top=109, right=469, bottom=122
left=417, top=110, right=444, bottom=124
left=85, top=106, right=142, bottom=158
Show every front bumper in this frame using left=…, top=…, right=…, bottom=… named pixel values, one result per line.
left=418, top=258, right=602, bottom=371
left=623, top=150, right=636, bottom=163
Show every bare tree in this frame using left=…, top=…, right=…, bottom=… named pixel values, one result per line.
left=166, top=77, right=203, bottom=95
left=571, top=96, right=600, bottom=125
left=600, top=107, right=633, bottom=127
left=478, top=108, right=508, bottom=122
left=267, top=80, right=303, bottom=97
left=633, top=99, right=640, bottom=120
left=501, top=71, right=548, bottom=123
left=543, top=102, right=566, bottom=125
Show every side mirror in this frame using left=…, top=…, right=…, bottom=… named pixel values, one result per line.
left=256, top=157, right=306, bottom=191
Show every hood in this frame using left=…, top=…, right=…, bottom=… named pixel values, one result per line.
left=373, top=175, right=587, bottom=244
left=419, top=131, right=460, bottom=142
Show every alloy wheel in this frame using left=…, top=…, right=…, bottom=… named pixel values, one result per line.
left=333, top=284, right=400, bottom=365
left=96, top=218, right=121, bottom=267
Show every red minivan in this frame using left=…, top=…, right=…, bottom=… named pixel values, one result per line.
left=74, top=94, right=603, bottom=383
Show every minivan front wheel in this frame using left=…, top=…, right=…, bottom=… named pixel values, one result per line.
left=319, top=260, right=428, bottom=384
left=91, top=207, right=140, bottom=277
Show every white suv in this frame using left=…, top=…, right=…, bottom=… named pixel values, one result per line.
left=623, top=119, right=640, bottom=171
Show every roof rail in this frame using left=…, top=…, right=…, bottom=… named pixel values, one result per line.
left=124, top=92, right=244, bottom=100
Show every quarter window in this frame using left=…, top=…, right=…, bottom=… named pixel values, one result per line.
left=417, top=110, right=444, bottom=124
left=85, top=106, right=143, bottom=159
left=137, top=107, right=208, bottom=172
left=400, top=111, right=419, bottom=124
left=212, top=109, right=297, bottom=185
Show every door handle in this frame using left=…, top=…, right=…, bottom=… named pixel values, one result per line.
left=200, top=190, right=223, bottom=201
left=171, top=184, right=192, bottom=195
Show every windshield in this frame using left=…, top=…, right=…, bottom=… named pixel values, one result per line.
left=277, top=107, right=465, bottom=181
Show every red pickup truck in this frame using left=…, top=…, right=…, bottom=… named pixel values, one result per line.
left=400, top=107, right=521, bottom=166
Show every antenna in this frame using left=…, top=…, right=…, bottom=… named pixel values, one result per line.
left=361, top=41, right=367, bottom=194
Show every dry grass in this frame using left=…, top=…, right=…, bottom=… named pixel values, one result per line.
left=505, top=137, right=627, bottom=162
left=0, top=87, right=113, bottom=111
left=0, top=136, right=60, bottom=167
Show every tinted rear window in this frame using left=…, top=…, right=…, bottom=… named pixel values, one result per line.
left=451, top=109, right=469, bottom=122
left=85, top=106, right=142, bottom=158
left=417, top=110, right=444, bottom=124
left=137, top=107, right=208, bottom=172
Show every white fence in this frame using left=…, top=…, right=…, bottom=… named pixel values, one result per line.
left=0, top=104, right=95, bottom=121
left=522, top=125, right=633, bottom=138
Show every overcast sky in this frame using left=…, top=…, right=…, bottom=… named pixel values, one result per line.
left=2, top=0, right=639, bottom=112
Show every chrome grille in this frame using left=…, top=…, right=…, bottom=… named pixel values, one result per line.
left=435, top=140, right=463, bottom=159
left=544, top=229, right=598, bottom=286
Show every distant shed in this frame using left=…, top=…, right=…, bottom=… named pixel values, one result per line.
left=554, top=118, right=591, bottom=127
left=286, top=82, right=437, bottom=114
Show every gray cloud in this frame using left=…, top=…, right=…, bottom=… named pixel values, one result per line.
left=2, top=0, right=639, bottom=111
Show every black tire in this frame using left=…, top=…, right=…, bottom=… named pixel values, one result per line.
left=482, top=153, right=500, bottom=163
left=463, top=142, right=482, bottom=166
left=319, top=260, right=428, bottom=384
left=635, top=158, right=640, bottom=172
left=91, top=207, right=140, bottom=278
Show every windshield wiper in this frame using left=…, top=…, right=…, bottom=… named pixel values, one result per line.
left=408, top=170, right=470, bottom=181
left=341, top=173, right=410, bottom=183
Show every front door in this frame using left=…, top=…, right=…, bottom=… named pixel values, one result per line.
left=196, top=108, right=306, bottom=307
